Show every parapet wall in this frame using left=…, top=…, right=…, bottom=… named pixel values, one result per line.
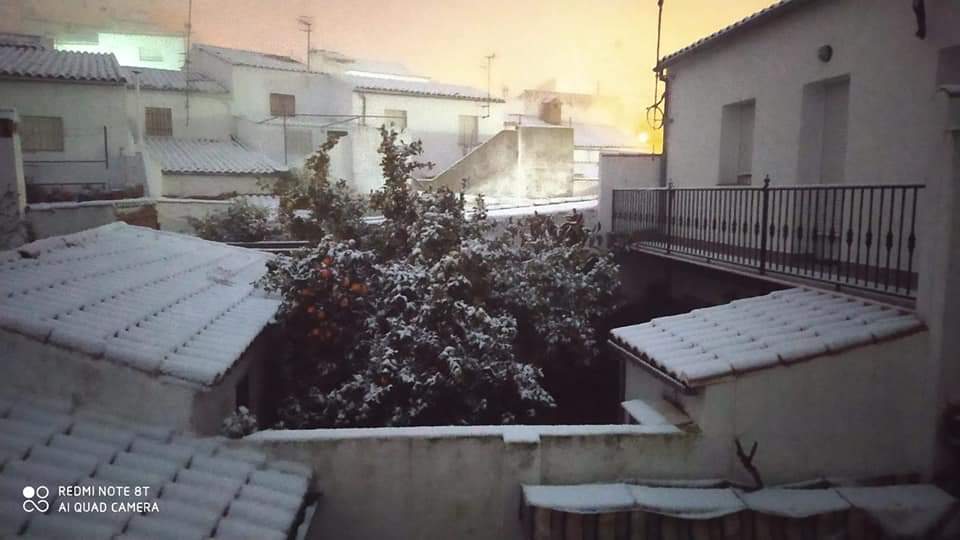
left=238, top=425, right=706, bottom=540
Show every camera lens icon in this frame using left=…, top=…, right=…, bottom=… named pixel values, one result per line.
left=22, top=485, right=49, bottom=513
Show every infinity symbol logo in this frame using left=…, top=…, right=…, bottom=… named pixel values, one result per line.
left=22, top=486, right=49, bottom=513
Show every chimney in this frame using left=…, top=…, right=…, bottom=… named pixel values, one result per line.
left=539, top=99, right=563, bottom=125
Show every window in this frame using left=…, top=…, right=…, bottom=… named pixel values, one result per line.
left=936, top=46, right=960, bottom=86
left=384, top=109, right=407, bottom=131
left=798, top=76, right=850, bottom=184
left=458, top=115, right=479, bottom=149
left=20, top=116, right=64, bottom=152
left=145, top=107, right=172, bottom=137
left=270, top=93, right=296, bottom=116
left=718, top=100, right=755, bottom=185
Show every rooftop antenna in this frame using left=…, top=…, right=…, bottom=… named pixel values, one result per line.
left=483, top=53, right=496, bottom=118
left=184, top=0, right=193, bottom=126
left=298, top=16, right=314, bottom=71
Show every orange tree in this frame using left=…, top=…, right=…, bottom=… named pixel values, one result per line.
left=261, top=127, right=621, bottom=427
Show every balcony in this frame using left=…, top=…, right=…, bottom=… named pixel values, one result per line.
left=611, top=179, right=924, bottom=300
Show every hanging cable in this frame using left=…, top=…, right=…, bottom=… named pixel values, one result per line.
left=646, top=0, right=666, bottom=130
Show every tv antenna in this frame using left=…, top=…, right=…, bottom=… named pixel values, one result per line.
left=298, top=16, right=314, bottom=71
left=483, top=53, right=496, bottom=118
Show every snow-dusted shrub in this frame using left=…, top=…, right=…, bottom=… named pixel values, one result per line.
left=187, top=198, right=276, bottom=242
left=220, top=406, right=258, bottom=438
left=262, top=127, right=622, bottom=428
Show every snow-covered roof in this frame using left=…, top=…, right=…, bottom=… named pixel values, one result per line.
left=121, top=66, right=227, bottom=93
left=146, top=137, right=286, bottom=176
left=194, top=44, right=307, bottom=72
left=0, top=393, right=313, bottom=539
left=342, top=72, right=504, bottom=103
left=0, top=45, right=124, bottom=84
left=658, top=0, right=815, bottom=68
left=0, top=223, right=280, bottom=386
left=523, top=482, right=958, bottom=536
left=610, top=288, right=924, bottom=388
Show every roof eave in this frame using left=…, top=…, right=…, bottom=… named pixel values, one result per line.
left=656, top=0, right=817, bottom=70
left=355, top=87, right=504, bottom=103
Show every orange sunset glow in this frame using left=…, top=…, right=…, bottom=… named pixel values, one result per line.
left=1, top=0, right=778, bottom=146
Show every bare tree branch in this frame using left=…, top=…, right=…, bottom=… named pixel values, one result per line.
left=735, top=437, right=764, bottom=491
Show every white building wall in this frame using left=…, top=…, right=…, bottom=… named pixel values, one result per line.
left=664, top=0, right=959, bottom=188
left=352, top=92, right=505, bottom=177
left=0, top=81, right=136, bottom=189
left=130, top=90, right=233, bottom=140
left=624, top=331, right=935, bottom=484
left=58, top=32, right=186, bottom=71
left=161, top=173, right=275, bottom=198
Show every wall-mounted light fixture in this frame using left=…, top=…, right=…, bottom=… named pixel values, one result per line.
left=817, top=45, right=834, bottom=63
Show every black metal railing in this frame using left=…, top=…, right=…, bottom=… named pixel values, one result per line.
left=612, top=178, right=925, bottom=299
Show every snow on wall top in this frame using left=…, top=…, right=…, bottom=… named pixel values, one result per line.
left=0, top=223, right=281, bottom=386
left=523, top=482, right=957, bottom=534
left=610, top=288, right=924, bottom=388
left=0, top=393, right=313, bottom=539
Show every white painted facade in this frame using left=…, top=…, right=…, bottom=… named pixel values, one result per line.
left=128, top=89, right=233, bottom=141
left=0, top=80, right=138, bottom=189
left=601, top=0, right=960, bottom=482
left=353, top=91, right=505, bottom=177
left=57, top=32, right=186, bottom=70
left=661, top=0, right=959, bottom=189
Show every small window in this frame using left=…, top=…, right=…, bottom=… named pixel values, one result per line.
left=270, top=93, right=296, bottom=116
left=458, top=115, right=479, bottom=149
left=138, top=47, right=163, bottom=62
left=718, top=100, right=755, bottom=185
left=145, top=107, right=173, bottom=137
left=383, top=109, right=407, bottom=131
left=20, top=116, right=64, bottom=152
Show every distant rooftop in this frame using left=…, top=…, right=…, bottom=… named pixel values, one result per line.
left=0, top=223, right=280, bottom=386
left=0, top=392, right=314, bottom=539
left=146, top=137, right=285, bottom=176
left=194, top=43, right=306, bottom=72
left=342, top=72, right=503, bottom=102
left=0, top=45, right=124, bottom=84
left=611, top=288, right=924, bottom=387
left=120, top=66, right=227, bottom=93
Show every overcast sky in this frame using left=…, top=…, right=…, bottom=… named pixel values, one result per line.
left=8, top=0, right=776, bottom=134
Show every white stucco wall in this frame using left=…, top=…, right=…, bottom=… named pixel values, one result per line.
left=161, top=174, right=275, bottom=198
left=0, top=80, right=137, bottom=189
left=154, top=198, right=231, bottom=234
left=130, top=90, right=233, bottom=140
left=624, top=331, right=935, bottom=483
left=58, top=33, right=186, bottom=71
left=353, top=92, right=505, bottom=177
left=239, top=424, right=704, bottom=540
left=25, top=198, right=156, bottom=239
left=0, top=327, right=266, bottom=435
left=598, top=152, right=663, bottom=234
left=663, top=0, right=959, bottom=189
left=0, top=108, right=25, bottom=218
